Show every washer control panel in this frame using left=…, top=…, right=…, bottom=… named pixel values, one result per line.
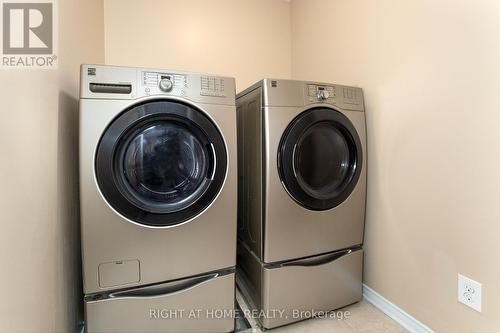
left=307, top=84, right=336, bottom=103
left=142, top=71, right=187, bottom=96
left=81, top=65, right=235, bottom=105
left=141, top=71, right=228, bottom=99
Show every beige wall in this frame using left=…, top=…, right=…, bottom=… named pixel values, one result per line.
left=0, top=1, right=104, bottom=332
left=291, top=0, right=500, bottom=331
left=3, top=1, right=498, bottom=331
left=104, top=0, right=292, bottom=92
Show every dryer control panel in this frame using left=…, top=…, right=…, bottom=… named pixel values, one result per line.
left=305, top=82, right=363, bottom=110
left=307, top=84, right=336, bottom=102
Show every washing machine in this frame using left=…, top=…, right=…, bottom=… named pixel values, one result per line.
left=236, top=79, right=366, bottom=329
left=79, top=65, right=237, bottom=333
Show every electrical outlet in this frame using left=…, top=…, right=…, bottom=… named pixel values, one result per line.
left=458, top=274, right=482, bottom=312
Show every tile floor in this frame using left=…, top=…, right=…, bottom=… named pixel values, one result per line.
left=237, top=293, right=407, bottom=333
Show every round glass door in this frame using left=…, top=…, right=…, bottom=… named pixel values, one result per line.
left=96, top=100, right=227, bottom=227
left=119, top=120, right=211, bottom=213
left=278, top=107, right=362, bottom=211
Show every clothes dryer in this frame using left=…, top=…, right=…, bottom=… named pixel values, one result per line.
left=236, top=79, right=366, bottom=329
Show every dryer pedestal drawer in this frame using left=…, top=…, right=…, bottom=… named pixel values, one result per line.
left=262, top=248, right=363, bottom=329
left=85, top=271, right=235, bottom=333
left=237, top=244, right=363, bottom=330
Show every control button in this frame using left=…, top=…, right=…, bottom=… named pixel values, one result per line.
left=159, top=78, right=173, bottom=92
left=307, top=85, right=316, bottom=96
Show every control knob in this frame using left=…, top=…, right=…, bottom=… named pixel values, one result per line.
left=159, top=78, right=173, bottom=92
left=317, top=90, right=330, bottom=100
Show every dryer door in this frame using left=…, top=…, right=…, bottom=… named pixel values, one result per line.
left=95, top=100, right=227, bottom=227
left=278, top=107, right=362, bottom=211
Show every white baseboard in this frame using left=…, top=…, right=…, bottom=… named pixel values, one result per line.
left=362, top=284, right=435, bottom=333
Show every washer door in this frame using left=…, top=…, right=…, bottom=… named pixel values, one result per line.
left=96, top=100, right=227, bottom=227
left=278, top=107, right=362, bottom=211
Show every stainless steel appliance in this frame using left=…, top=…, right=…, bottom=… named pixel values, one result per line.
left=236, top=79, right=366, bottom=329
left=79, top=65, right=237, bottom=332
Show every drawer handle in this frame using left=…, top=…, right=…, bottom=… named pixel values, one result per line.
left=280, top=249, right=353, bottom=268
left=108, top=273, right=219, bottom=299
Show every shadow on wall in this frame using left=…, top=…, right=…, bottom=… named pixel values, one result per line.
left=56, top=91, right=83, bottom=332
